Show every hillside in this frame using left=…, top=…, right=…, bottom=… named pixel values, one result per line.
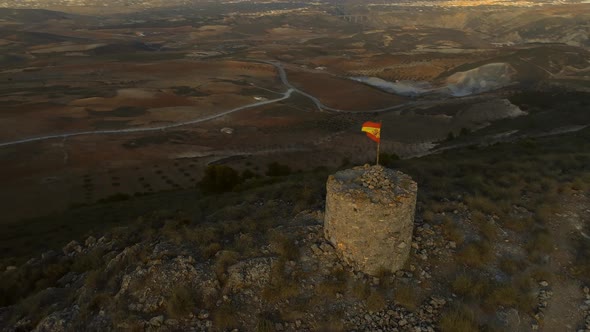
left=1, top=127, right=589, bottom=331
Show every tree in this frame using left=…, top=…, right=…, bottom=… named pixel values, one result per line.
left=199, top=165, right=241, bottom=193
left=266, top=162, right=291, bottom=177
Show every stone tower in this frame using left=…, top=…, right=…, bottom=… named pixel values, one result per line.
left=324, top=164, right=417, bottom=276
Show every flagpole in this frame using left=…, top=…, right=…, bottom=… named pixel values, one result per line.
left=376, top=120, right=382, bottom=166
left=376, top=139, right=380, bottom=165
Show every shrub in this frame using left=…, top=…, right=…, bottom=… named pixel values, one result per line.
left=479, top=221, right=498, bottom=242
left=460, top=127, right=471, bottom=136
left=465, top=195, right=504, bottom=217
left=317, top=271, right=348, bottom=298
left=87, top=292, right=111, bottom=312
left=256, top=318, right=275, bottom=332
left=269, top=233, right=300, bottom=261
left=266, top=162, right=291, bottom=177
left=498, top=258, right=524, bottom=275
left=422, top=210, right=435, bottom=223
left=485, top=284, right=519, bottom=308
left=213, top=250, right=240, bottom=281
left=394, top=282, right=420, bottom=311
left=441, top=216, right=465, bottom=245
left=500, top=216, right=534, bottom=233
left=439, top=304, right=479, bottom=332
left=166, top=286, right=199, bottom=318
left=262, top=282, right=299, bottom=302
left=446, top=131, right=455, bottom=141
left=379, top=152, right=400, bottom=167
left=98, top=193, right=131, bottom=203
left=241, top=169, right=257, bottom=181
left=349, top=279, right=370, bottom=300
left=366, top=290, right=387, bottom=312
left=212, top=303, right=239, bottom=330
left=316, top=313, right=345, bottom=331
left=526, top=230, right=554, bottom=261
left=457, top=241, right=492, bottom=268
left=202, top=242, right=222, bottom=259
left=262, top=260, right=300, bottom=302
left=452, top=273, right=489, bottom=298
left=72, top=249, right=107, bottom=273
left=199, top=165, right=242, bottom=193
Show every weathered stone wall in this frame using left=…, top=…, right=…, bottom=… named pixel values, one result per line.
left=324, top=164, right=417, bottom=276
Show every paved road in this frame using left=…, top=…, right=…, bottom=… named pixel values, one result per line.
left=252, top=59, right=414, bottom=113
left=0, top=86, right=294, bottom=148
left=0, top=59, right=415, bottom=148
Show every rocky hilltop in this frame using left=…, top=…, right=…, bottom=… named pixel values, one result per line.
left=0, top=208, right=448, bottom=332
left=0, top=166, right=449, bottom=332
left=2, top=128, right=590, bottom=331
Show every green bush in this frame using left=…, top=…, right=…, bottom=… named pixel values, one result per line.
left=266, top=162, right=291, bottom=177
left=199, top=165, right=242, bottom=193
left=379, top=152, right=400, bottom=167
left=98, top=193, right=130, bottom=203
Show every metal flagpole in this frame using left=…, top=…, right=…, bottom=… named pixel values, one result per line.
left=376, top=121, right=382, bottom=166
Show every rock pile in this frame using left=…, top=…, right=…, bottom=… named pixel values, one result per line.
left=580, top=286, right=590, bottom=332
left=345, top=296, right=447, bottom=332
left=532, top=280, right=553, bottom=330
left=324, top=164, right=418, bottom=275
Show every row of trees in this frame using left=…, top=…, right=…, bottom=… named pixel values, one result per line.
left=199, top=162, right=292, bottom=193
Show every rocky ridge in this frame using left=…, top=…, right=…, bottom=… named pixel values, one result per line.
left=1, top=205, right=454, bottom=332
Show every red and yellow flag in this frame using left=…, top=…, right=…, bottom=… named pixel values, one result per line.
left=361, top=121, right=381, bottom=143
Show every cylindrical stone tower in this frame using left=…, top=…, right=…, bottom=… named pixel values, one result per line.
left=324, top=164, right=418, bottom=276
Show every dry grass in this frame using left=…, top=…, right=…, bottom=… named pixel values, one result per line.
left=394, top=281, right=421, bottom=311
left=451, top=273, right=489, bottom=299
left=256, top=318, right=275, bottom=332
left=349, top=279, right=370, bottom=300
left=212, top=303, right=240, bottom=330
left=316, top=312, right=345, bottom=331
left=465, top=195, right=508, bottom=217
left=213, top=250, right=240, bottom=281
left=366, top=290, right=387, bottom=312
left=269, top=232, right=300, bottom=261
left=439, top=304, right=479, bottom=332
left=498, top=257, right=524, bottom=275
left=261, top=260, right=300, bottom=302
left=526, top=230, right=554, bottom=262
left=166, top=286, right=200, bottom=318
left=441, top=216, right=465, bottom=245
left=484, top=281, right=535, bottom=312
left=422, top=209, right=435, bottom=223
left=500, top=215, right=534, bottom=233
left=456, top=241, right=492, bottom=268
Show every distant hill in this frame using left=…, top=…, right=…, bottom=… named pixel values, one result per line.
left=0, top=8, right=75, bottom=21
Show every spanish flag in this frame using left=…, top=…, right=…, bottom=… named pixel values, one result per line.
left=361, top=121, right=381, bottom=143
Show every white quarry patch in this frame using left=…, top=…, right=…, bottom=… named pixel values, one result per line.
left=352, top=62, right=517, bottom=97
left=350, top=76, right=432, bottom=97
left=116, top=88, right=156, bottom=99
left=455, top=99, right=527, bottom=123
left=444, top=63, right=516, bottom=97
